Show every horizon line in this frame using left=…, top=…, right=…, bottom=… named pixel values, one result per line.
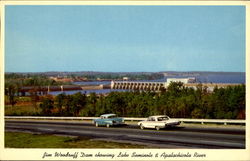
left=4, top=71, right=246, bottom=74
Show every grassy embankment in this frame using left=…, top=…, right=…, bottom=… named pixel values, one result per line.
left=5, top=132, right=147, bottom=148
left=5, top=104, right=42, bottom=116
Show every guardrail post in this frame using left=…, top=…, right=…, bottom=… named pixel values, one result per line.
left=224, top=122, right=227, bottom=125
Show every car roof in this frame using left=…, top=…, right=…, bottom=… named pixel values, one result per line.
left=100, top=114, right=117, bottom=117
left=149, top=115, right=169, bottom=118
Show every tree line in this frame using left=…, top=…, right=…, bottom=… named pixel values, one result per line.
left=5, top=74, right=72, bottom=87
left=5, top=74, right=72, bottom=106
left=38, top=82, right=245, bottom=119
left=5, top=72, right=164, bottom=81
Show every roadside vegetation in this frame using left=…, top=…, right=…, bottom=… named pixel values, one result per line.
left=5, top=132, right=146, bottom=148
left=5, top=81, right=245, bottom=119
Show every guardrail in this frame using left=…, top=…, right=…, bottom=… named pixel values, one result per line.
left=5, top=116, right=245, bottom=125
left=175, top=118, right=245, bottom=125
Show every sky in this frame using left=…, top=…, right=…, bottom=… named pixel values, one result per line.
left=5, top=5, right=245, bottom=72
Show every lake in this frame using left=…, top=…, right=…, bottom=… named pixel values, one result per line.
left=48, top=72, right=245, bottom=95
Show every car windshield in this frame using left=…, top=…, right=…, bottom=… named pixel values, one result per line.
left=158, top=117, right=169, bottom=121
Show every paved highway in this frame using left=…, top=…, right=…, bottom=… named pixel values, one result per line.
left=5, top=120, right=245, bottom=149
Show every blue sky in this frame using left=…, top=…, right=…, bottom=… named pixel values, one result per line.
left=5, top=5, right=245, bottom=72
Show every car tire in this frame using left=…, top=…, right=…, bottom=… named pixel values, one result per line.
left=155, top=126, right=160, bottom=131
left=95, top=122, right=99, bottom=127
left=106, top=124, right=110, bottom=128
left=140, top=124, right=144, bottom=130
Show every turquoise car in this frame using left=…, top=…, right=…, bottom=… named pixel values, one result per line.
left=93, top=114, right=125, bottom=128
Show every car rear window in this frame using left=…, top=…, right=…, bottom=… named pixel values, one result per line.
left=158, top=117, right=169, bottom=121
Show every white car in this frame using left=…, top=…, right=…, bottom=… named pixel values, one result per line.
left=138, top=115, right=181, bottom=130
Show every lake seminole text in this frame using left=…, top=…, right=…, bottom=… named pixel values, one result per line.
left=42, top=151, right=206, bottom=159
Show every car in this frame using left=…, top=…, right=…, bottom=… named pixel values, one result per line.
left=138, top=115, right=181, bottom=130
left=93, top=114, right=125, bottom=128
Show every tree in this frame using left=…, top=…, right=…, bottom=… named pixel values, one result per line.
left=87, top=93, right=98, bottom=116
left=63, top=95, right=73, bottom=116
left=5, top=84, right=17, bottom=107
left=71, top=92, right=87, bottom=116
left=28, top=88, right=39, bottom=110
left=167, top=82, right=184, bottom=97
left=40, top=96, right=54, bottom=115
left=95, top=94, right=106, bottom=116
left=55, top=93, right=67, bottom=115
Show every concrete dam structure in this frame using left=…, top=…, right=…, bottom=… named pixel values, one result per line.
left=111, top=78, right=196, bottom=91
left=111, top=81, right=167, bottom=91
left=111, top=77, right=241, bottom=92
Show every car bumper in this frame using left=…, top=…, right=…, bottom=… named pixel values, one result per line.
left=165, top=122, right=181, bottom=126
left=112, top=122, right=126, bottom=126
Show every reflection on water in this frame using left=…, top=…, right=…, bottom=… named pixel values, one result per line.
left=48, top=89, right=129, bottom=95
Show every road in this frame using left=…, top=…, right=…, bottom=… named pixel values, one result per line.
left=5, top=120, right=245, bottom=149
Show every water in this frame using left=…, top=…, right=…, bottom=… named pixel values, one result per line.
left=73, top=73, right=245, bottom=85
left=50, top=72, right=245, bottom=95
left=195, top=73, right=245, bottom=83
left=163, top=73, right=245, bottom=84
left=74, top=81, right=111, bottom=85
left=48, top=89, right=129, bottom=95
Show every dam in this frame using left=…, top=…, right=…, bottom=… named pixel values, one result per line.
left=111, top=77, right=240, bottom=92
left=17, top=77, right=242, bottom=96
left=111, top=78, right=196, bottom=91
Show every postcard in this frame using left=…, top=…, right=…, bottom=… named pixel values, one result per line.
left=1, top=1, right=249, bottom=161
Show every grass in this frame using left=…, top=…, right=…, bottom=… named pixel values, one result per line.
left=5, top=132, right=147, bottom=148
left=5, top=104, right=42, bottom=116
